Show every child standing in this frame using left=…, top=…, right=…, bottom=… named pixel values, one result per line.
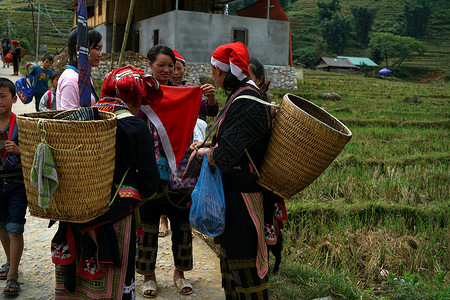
left=39, top=71, right=62, bottom=111
left=0, top=78, right=27, bottom=296
left=10, top=41, right=21, bottom=76
left=26, top=54, right=53, bottom=112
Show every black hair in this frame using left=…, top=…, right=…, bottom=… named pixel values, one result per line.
left=147, top=45, right=176, bottom=64
left=67, top=27, right=103, bottom=63
left=51, top=71, right=63, bottom=81
left=0, top=77, right=16, bottom=97
left=42, top=54, right=54, bottom=62
left=249, top=58, right=266, bottom=88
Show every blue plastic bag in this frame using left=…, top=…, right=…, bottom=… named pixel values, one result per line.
left=190, top=156, right=225, bottom=237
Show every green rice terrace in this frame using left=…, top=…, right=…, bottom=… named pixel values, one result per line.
left=206, top=69, right=450, bottom=299
left=243, top=70, right=448, bottom=299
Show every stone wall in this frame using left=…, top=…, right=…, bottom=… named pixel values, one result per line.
left=92, top=59, right=298, bottom=90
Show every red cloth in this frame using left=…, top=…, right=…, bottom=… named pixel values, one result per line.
left=148, top=85, right=202, bottom=166
left=211, top=41, right=250, bottom=79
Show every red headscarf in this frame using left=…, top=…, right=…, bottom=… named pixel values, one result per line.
left=11, top=40, right=19, bottom=45
left=211, top=42, right=250, bottom=81
left=101, top=65, right=163, bottom=107
left=172, top=50, right=185, bottom=67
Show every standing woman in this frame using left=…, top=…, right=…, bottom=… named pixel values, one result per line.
left=136, top=45, right=217, bottom=298
left=193, top=42, right=273, bottom=299
left=53, top=66, right=161, bottom=299
left=56, top=27, right=102, bottom=110
left=10, top=40, right=21, bottom=76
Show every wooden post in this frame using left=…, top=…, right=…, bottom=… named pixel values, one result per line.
left=30, top=0, right=36, bottom=57
left=111, top=0, right=119, bottom=70
left=118, top=0, right=135, bottom=67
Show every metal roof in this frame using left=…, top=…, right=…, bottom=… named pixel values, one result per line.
left=319, top=57, right=358, bottom=68
left=338, top=56, right=378, bottom=67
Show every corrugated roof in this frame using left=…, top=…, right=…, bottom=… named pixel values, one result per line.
left=320, top=57, right=358, bottom=68
left=338, top=56, right=378, bottom=67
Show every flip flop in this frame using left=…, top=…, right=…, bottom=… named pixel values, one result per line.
left=175, top=278, right=193, bottom=295
left=141, top=279, right=157, bottom=298
left=0, top=263, right=9, bottom=280
left=3, top=278, right=21, bottom=296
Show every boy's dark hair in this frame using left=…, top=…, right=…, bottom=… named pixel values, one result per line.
left=147, top=45, right=176, bottom=64
left=51, top=71, right=62, bottom=81
left=42, top=54, right=54, bottom=62
left=249, top=58, right=266, bottom=88
left=0, top=77, right=16, bottom=97
left=67, top=27, right=103, bottom=63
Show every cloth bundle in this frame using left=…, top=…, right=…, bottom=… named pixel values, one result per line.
left=30, top=142, right=58, bottom=208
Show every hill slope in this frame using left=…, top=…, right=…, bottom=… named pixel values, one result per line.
left=285, top=0, right=450, bottom=73
left=0, top=0, right=72, bottom=55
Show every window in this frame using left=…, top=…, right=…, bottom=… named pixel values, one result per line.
left=98, top=0, right=102, bottom=16
left=233, top=29, right=247, bottom=45
left=87, top=4, right=95, bottom=19
left=153, top=30, right=159, bottom=46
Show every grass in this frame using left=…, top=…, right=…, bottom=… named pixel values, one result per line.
left=251, top=69, right=449, bottom=299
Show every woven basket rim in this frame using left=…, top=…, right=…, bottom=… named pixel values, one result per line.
left=17, top=110, right=117, bottom=124
left=284, top=93, right=352, bottom=138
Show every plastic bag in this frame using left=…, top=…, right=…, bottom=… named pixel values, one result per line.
left=190, top=156, right=225, bottom=237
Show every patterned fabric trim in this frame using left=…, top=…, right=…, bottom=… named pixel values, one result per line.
left=115, top=184, right=142, bottom=201
left=241, top=192, right=268, bottom=279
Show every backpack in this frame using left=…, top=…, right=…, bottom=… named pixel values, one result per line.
left=19, top=47, right=26, bottom=59
left=15, top=76, right=34, bottom=104
left=47, top=89, right=53, bottom=109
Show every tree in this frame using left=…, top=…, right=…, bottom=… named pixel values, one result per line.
left=368, top=32, right=426, bottom=72
left=403, top=0, right=431, bottom=38
left=317, top=0, right=341, bottom=21
left=319, top=14, right=351, bottom=54
left=351, top=5, right=376, bottom=47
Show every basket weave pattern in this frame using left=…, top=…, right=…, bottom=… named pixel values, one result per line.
left=17, top=110, right=117, bottom=223
left=257, top=94, right=352, bottom=199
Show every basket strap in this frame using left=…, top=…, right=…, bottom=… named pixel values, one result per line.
left=233, top=95, right=280, bottom=108
left=109, top=166, right=131, bottom=206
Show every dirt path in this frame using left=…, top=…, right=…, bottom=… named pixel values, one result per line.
left=0, top=66, right=225, bottom=299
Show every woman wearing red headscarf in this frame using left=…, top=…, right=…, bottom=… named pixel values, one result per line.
left=192, top=42, right=273, bottom=299
left=53, top=66, right=161, bottom=299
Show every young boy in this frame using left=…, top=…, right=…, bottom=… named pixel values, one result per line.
left=0, top=78, right=27, bottom=296
left=26, top=54, right=53, bottom=112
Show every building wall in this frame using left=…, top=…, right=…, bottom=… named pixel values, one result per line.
left=132, top=10, right=290, bottom=65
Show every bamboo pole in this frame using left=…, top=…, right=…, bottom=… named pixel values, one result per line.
left=30, top=0, right=36, bottom=59
left=118, top=0, right=135, bottom=67
left=110, top=0, right=119, bottom=70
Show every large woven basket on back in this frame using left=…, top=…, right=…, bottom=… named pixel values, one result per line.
left=257, top=94, right=352, bottom=199
left=17, top=110, right=117, bottom=223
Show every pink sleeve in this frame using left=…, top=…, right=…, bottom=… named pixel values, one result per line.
left=56, top=70, right=81, bottom=110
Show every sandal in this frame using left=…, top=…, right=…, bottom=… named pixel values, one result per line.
left=141, top=279, right=157, bottom=298
left=0, top=263, right=9, bottom=280
left=175, top=278, right=193, bottom=295
left=3, top=278, right=21, bottom=296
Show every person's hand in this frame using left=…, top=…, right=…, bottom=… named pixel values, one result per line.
left=196, top=147, right=209, bottom=159
left=189, top=141, right=203, bottom=151
left=26, top=62, right=32, bottom=69
left=5, top=141, right=20, bottom=155
left=200, top=84, right=216, bottom=104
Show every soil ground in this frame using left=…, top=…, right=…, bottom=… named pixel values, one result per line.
left=0, top=65, right=225, bottom=299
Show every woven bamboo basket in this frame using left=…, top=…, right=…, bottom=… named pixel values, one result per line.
left=17, top=110, right=117, bottom=223
left=257, top=94, right=352, bottom=199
